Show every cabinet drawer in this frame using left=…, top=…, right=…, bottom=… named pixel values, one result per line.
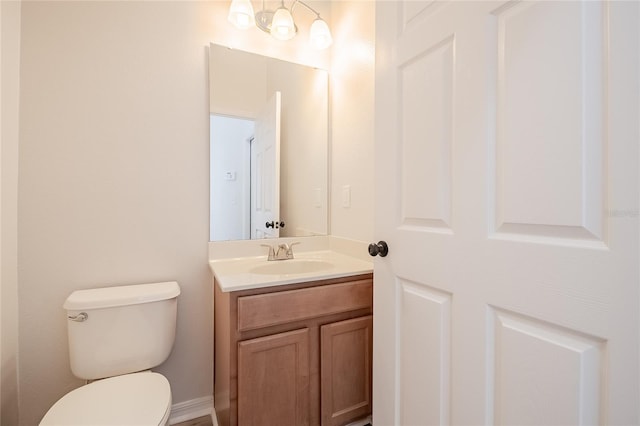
left=237, top=279, right=372, bottom=332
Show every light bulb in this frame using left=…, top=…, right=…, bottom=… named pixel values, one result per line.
left=270, top=7, right=296, bottom=41
left=309, top=18, right=332, bottom=49
left=228, top=0, right=255, bottom=30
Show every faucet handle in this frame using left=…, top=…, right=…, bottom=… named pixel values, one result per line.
left=286, top=242, right=301, bottom=258
left=260, top=244, right=276, bottom=260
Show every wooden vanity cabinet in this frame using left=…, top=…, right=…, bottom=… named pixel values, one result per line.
left=214, top=273, right=373, bottom=426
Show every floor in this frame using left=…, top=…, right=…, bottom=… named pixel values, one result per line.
left=172, top=414, right=372, bottom=426
left=174, top=415, right=214, bottom=426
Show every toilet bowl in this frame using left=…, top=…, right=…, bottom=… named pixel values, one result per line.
left=40, top=372, right=171, bottom=426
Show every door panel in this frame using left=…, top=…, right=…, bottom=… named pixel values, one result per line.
left=489, top=308, right=604, bottom=425
left=374, top=1, right=639, bottom=425
left=400, top=36, right=454, bottom=230
left=398, top=280, right=451, bottom=426
left=251, top=91, right=281, bottom=239
left=491, top=1, right=605, bottom=241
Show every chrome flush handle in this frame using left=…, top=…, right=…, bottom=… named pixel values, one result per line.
left=68, top=312, right=88, bottom=322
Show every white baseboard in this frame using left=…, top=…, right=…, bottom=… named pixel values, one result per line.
left=168, top=395, right=214, bottom=425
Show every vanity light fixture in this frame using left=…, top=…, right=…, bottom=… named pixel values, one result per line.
left=227, top=0, right=255, bottom=30
left=227, top=0, right=333, bottom=49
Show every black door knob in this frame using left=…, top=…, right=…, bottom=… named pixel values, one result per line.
left=266, top=221, right=286, bottom=229
left=368, top=241, right=389, bottom=257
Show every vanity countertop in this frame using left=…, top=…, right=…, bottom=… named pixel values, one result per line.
left=209, top=250, right=373, bottom=292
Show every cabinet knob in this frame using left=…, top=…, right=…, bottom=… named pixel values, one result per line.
left=368, top=241, right=389, bottom=257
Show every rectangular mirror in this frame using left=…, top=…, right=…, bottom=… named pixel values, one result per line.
left=209, top=44, right=329, bottom=241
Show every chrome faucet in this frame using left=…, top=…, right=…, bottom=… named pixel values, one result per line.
left=261, top=242, right=300, bottom=261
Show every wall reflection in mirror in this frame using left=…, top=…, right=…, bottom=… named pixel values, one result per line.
left=209, top=44, right=328, bottom=241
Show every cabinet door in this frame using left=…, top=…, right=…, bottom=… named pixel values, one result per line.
left=238, top=328, right=310, bottom=426
left=321, top=316, right=373, bottom=426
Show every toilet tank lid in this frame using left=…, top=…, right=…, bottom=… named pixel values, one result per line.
left=63, top=281, right=180, bottom=310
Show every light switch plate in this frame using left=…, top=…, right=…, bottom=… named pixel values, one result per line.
left=314, top=188, right=322, bottom=208
left=342, top=185, right=351, bottom=208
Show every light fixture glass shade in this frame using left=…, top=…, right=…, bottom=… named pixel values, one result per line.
left=270, top=7, right=296, bottom=41
left=309, top=18, right=332, bottom=49
left=228, top=0, right=255, bottom=30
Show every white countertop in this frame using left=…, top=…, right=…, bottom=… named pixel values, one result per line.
left=209, top=250, right=373, bottom=292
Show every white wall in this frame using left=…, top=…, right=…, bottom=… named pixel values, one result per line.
left=330, top=1, right=375, bottom=243
left=1, top=1, right=21, bottom=424
left=270, top=59, right=329, bottom=238
left=17, top=3, right=215, bottom=424
left=14, top=1, right=375, bottom=424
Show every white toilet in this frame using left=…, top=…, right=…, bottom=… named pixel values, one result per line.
left=40, top=281, right=181, bottom=426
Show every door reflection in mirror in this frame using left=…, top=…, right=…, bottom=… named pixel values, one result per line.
left=251, top=91, right=281, bottom=240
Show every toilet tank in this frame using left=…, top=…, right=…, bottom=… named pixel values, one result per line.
left=63, top=281, right=180, bottom=380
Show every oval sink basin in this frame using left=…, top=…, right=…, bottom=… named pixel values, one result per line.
left=250, top=259, right=334, bottom=275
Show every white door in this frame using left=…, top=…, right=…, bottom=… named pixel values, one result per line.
left=251, top=91, right=281, bottom=239
left=373, top=1, right=639, bottom=425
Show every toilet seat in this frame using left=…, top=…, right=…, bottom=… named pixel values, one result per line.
left=40, top=372, right=171, bottom=426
